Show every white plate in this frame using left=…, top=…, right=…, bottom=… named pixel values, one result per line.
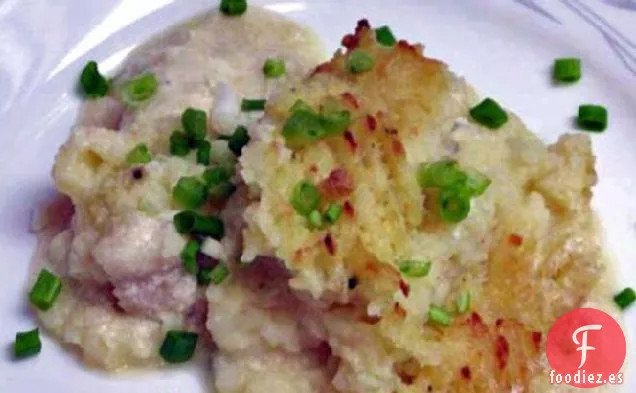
left=1, top=1, right=635, bottom=392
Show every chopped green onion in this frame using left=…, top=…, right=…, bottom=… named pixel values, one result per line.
left=196, top=140, right=211, bottom=165
left=80, top=61, right=109, bottom=98
left=220, top=0, right=247, bottom=16
left=290, top=99, right=313, bottom=113
left=399, top=260, right=432, bottom=278
left=159, top=330, right=198, bottom=364
left=174, top=211, right=196, bottom=234
left=417, top=160, right=467, bottom=190
left=428, top=306, right=453, bottom=326
left=241, top=99, right=266, bottom=112
left=439, top=188, right=471, bottom=223
left=263, top=58, right=286, bottom=78
left=173, top=210, right=225, bottom=239
left=172, top=176, right=208, bottom=209
left=614, top=287, right=635, bottom=310
left=290, top=180, right=321, bottom=216
left=577, top=104, right=608, bottom=132
left=208, top=264, right=230, bottom=285
left=308, top=210, right=324, bottom=229
left=170, top=131, right=191, bottom=156
left=347, top=49, right=375, bottom=74
left=553, top=58, right=581, bottom=83
left=463, top=168, right=491, bottom=197
left=228, top=126, right=250, bottom=156
left=182, top=108, right=208, bottom=141
left=320, top=101, right=351, bottom=136
left=469, top=98, right=508, bottom=130
left=375, top=25, right=397, bottom=46
left=121, top=73, right=158, bottom=105
left=282, top=110, right=326, bottom=149
left=196, top=267, right=214, bottom=285
left=126, top=143, right=152, bottom=165
left=181, top=240, right=200, bottom=275
left=203, top=167, right=230, bottom=186
left=456, top=291, right=471, bottom=313
left=14, top=329, right=41, bottom=359
left=29, top=269, right=62, bottom=311
left=324, top=203, right=343, bottom=224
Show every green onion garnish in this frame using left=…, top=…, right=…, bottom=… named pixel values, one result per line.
left=399, top=260, right=432, bottom=278
left=121, top=73, right=158, bottom=105
left=263, top=58, right=286, bottom=78
left=282, top=110, right=326, bottom=149
left=220, top=0, right=247, bottom=16
left=181, top=240, right=200, bottom=275
left=320, top=102, right=351, bottom=136
left=196, top=140, right=211, bottom=165
left=553, top=58, right=582, bottom=83
left=170, top=131, right=191, bottom=157
left=324, top=203, right=343, bottom=224
left=208, top=264, right=230, bottom=285
left=463, top=168, right=491, bottom=197
left=196, top=267, right=213, bottom=285
left=289, top=99, right=313, bottom=113
left=456, top=291, right=471, bottom=313
left=577, top=104, right=608, bottom=132
left=173, top=210, right=225, bottom=239
left=241, top=99, right=266, bottom=112
left=375, top=25, right=396, bottom=46
left=172, top=176, right=208, bottom=209
left=439, top=188, right=471, bottom=223
left=347, top=49, right=375, bottom=74
left=126, top=143, right=152, bottom=165
left=228, top=126, right=250, bottom=156
left=14, top=329, right=41, bottom=359
left=203, top=167, right=235, bottom=200
left=308, top=210, right=324, bottom=229
left=469, top=98, right=508, bottom=130
left=290, top=181, right=321, bottom=216
left=29, top=269, right=62, bottom=311
left=159, top=331, right=198, bottom=364
left=181, top=108, right=208, bottom=141
left=417, top=160, right=467, bottom=190
left=614, top=287, right=635, bottom=310
left=428, top=306, right=453, bottom=326
left=80, top=61, right=109, bottom=98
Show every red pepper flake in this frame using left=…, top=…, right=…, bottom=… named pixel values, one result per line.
left=319, top=168, right=354, bottom=198
left=384, top=128, right=398, bottom=136
left=392, top=140, right=405, bottom=156
left=495, top=335, right=510, bottom=370
left=394, top=302, right=407, bottom=318
left=354, top=19, right=371, bottom=35
left=496, top=319, right=504, bottom=328
left=509, top=234, right=523, bottom=246
left=324, top=233, right=336, bottom=255
left=365, top=115, right=377, bottom=131
left=315, top=341, right=332, bottom=365
left=343, top=130, right=358, bottom=151
left=468, top=312, right=484, bottom=328
left=531, top=331, right=542, bottom=352
left=311, top=62, right=332, bottom=76
left=343, top=200, right=355, bottom=217
left=397, top=39, right=417, bottom=53
left=309, top=164, right=318, bottom=174
left=460, top=366, right=472, bottom=381
left=341, top=34, right=359, bottom=49
left=399, top=280, right=410, bottom=297
left=396, top=370, right=415, bottom=385
left=341, top=92, right=359, bottom=109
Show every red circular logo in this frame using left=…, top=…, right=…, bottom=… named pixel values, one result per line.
left=546, top=308, right=626, bottom=388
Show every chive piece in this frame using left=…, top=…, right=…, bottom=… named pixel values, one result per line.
left=159, top=331, right=198, bottom=364
left=203, top=167, right=235, bottom=200
left=29, top=269, right=62, bottom=311
left=241, top=99, right=266, bottom=112
left=469, top=98, right=508, bottom=130
left=228, top=126, right=250, bottom=156
left=320, top=101, right=351, bottom=136
left=263, top=58, right=286, bottom=78
left=290, top=181, right=321, bottom=216
left=428, top=306, right=453, bottom=326
left=220, top=0, right=247, bottom=16
left=80, top=61, right=109, bottom=98
left=174, top=211, right=197, bottom=234
left=463, top=168, right=491, bottom=197
left=196, top=140, right=211, bottom=165
left=14, top=329, right=41, bottom=359
left=347, top=49, right=375, bottom=74
left=289, top=99, right=313, bottom=113
left=375, top=25, right=397, bottom=46
left=182, top=108, right=208, bottom=141
left=399, top=260, right=432, bottom=278
left=172, top=177, right=208, bottom=209
left=209, top=264, right=230, bottom=285
left=553, top=58, right=581, bottom=83
left=282, top=110, right=326, bottom=149
left=197, top=267, right=214, bottom=285
left=170, top=131, right=191, bottom=156
left=577, top=104, right=608, bottom=132
left=614, top=287, right=635, bottom=310
left=121, top=73, right=158, bottom=105
left=181, top=240, right=200, bottom=275
left=456, top=291, right=471, bottom=313
left=173, top=211, right=225, bottom=239
left=324, top=203, right=343, bottom=224
left=439, top=188, right=471, bottom=223
left=417, top=160, right=467, bottom=190
left=126, top=143, right=152, bottom=165
left=308, top=210, right=324, bottom=229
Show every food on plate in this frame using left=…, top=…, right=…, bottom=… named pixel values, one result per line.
left=25, top=3, right=626, bottom=393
